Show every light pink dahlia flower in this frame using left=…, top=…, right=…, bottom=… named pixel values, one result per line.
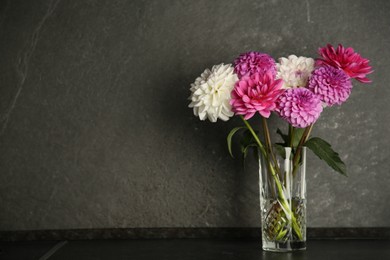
left=307, top=65, right=352, bottom=106
left=230, top=71, right=284, bottom=120
left=234, top=51, right=277, bottom=79
left=276, top=88, right=323, bottom=128
left=316, top=44, right=373, bottom=83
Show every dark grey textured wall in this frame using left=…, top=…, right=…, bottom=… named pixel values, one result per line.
left=0, top=0, right=389, bottom=231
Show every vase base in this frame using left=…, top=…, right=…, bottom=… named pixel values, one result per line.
left=262, top=240, right=306, bottom=252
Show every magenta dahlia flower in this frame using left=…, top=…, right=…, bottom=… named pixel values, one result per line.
left=234, top=51, right=277, bottom=79
left=230, top=71, right=284, bottom=120
left=316, top=44, right=373, bottom=83
left=276, top=88, right=323, bottom=128
left=307, top=65, right=352, bottom=106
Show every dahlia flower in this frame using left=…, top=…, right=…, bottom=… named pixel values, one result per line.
left=276, top=55, right=315, bottom=89
left=276, top=88, right=323, bottom=128
left=230, top=71, right=284, bottom=120
left=188, top=63, right=238, bottom=122
left=316, top=44, right=373, bottom=83
left=234, top=51, right=277, bottom=79
left=307, top=65, right=352, bottom=106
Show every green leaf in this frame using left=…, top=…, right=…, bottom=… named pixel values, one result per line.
left=241, top=143, right=258, bottom=169
left=276, top=128, right=288, bottom=144
left=240, top=129, right=256, bottom=147
left=305, top=137, right=347, bottom=176
left=274, top=144, right=286, bottom=159
left=240, top=129, right=259, bottom=158
left=241, top=143, right=258, bottom=159
left=291, top=127, right=306, bottom=148
left=277, top=127, right=306, bottom=148
left=227, top=126, right=247, bottom=158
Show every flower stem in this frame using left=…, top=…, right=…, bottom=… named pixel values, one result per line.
left=262, top=117, right=281, bottom=177
left=240, top=116, right=303, bottom=240
left=240, top=116, right=267, bottom=156
left=289, top=125, right=294, bottom=148
left=292, top=124, right=314, bottom=178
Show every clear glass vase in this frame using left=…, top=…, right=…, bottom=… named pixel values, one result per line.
left=259, top=146, right=307, bottom=252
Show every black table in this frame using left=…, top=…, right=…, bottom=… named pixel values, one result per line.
left=1, top=239, right=389, bottom=260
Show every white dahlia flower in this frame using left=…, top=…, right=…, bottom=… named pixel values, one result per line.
left=276, top=55, right=315, bottom=89
left=189, top=63, right=238, bottom=122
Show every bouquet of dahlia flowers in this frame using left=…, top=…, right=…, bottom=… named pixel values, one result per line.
left=189, top=44, right=372, bottom=175
left=188, top=44, right=372, bottom=244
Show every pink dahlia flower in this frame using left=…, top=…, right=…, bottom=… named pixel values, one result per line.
left=276, top=88, right=323, bottom=128
left=316, top=44, right=373, bottom=83
left=230, top=71, right=284, bottom=120
left=307, top=65, right=352, bottom=106
left=234, top=51, right=277, bottom=79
